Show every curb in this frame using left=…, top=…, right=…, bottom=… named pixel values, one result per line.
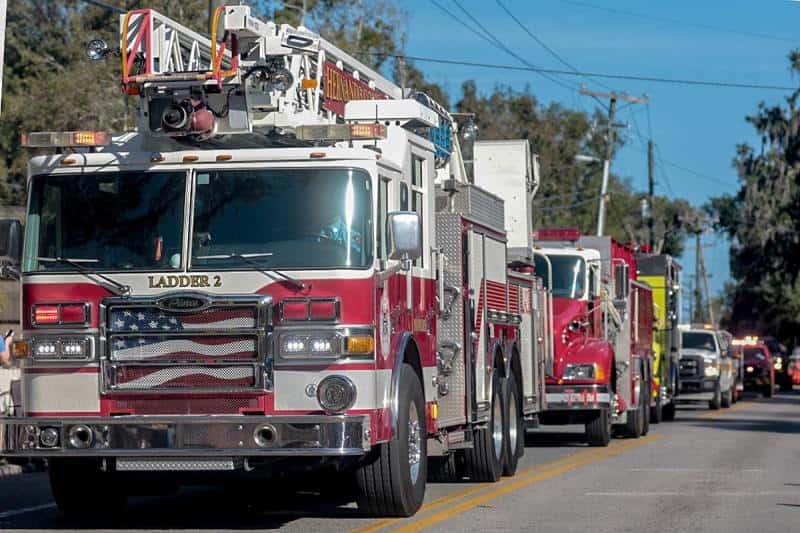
left=0, top=464, right=23, bottom=478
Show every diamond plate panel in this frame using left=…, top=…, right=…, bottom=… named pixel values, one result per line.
left=435, top=213, right=468, bottom=427
left=437, top=183, right=504, bottom=233
left=116, top=458, right=240, bottom=471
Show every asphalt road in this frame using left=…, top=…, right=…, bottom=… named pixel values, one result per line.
left=1, top=391, right=798, bottom=532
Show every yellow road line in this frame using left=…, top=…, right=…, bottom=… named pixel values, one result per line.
left=352, top=448, right=596, bottom=533
left=694, top=399, right=755, bottom=420
left=354, top=434, right=660, bottom=533
left=392, top=434, right=659, bottom=532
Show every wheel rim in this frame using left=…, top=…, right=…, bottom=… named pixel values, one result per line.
left=492, top=389, right=503, bottom=460
left=508, top=389, right=519, bottom=451
left=408, top=402, right=422, bottom=484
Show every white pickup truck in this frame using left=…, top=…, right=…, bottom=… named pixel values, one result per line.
left=676, top=326, right=735, bottom=409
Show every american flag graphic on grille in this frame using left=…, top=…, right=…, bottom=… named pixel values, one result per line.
left=107, top=306, right=260, bottom=390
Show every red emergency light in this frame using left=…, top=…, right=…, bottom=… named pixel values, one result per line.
left=32, top=303, right=89, bottom=326
left=533, top=228, right=581, bottom=242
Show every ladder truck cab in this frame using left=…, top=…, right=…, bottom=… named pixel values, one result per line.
left=533, top=231, right=654, bottom=446
left=636, top=253, right=681, bottom=422
left=0, top=5, right=547, bottom=519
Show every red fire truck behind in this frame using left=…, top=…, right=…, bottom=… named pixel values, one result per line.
left=533, top=230, right=654, bottom=445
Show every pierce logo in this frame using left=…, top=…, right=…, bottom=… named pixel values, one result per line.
left=156, top=295, right=211, bottom=312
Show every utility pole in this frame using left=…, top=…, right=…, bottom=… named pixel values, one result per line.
left=580, top=87, right=648, bottom=236
left=693, top=232, right=704, bottom=324
left=648, top=139, right=655, bottom=250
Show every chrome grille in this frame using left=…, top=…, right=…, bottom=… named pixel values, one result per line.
left=102, top=294, right=271, bottom=393
left=679, top=355, right=703, bottom=379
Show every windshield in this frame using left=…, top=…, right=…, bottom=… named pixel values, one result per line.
left=743, top=347, right=767, bottom=360
left=535, top=254, right=586, bottom=298
left=24, top=172, right=186, bottom=272
left=681, top=331, right=717, bottom=352
left=191, top=168, right=372, bottom=270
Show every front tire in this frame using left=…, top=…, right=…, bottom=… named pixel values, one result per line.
left=49, top=459, right=127, bottom=520
left=464, top=371, right=505, bottom=482
left=709, top=381, right=721, bottom=410
left=763, top=382, right=774, bottom=398
left=502, top=374, right=524, bottom=477
left=585, top=408, right=612, bottom=446
left=355, top=363, right=426, bottom=517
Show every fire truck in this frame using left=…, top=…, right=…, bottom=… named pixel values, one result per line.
left=637, top=254, right=681, bottom=422
left=532, top=230, right=654, bottom=446
left=0, top=5, right=549, bottom=518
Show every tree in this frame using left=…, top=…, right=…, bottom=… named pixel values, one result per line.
left=453, top=81, right=694, bottom=254
left=709, top=51, right=800, bottom=343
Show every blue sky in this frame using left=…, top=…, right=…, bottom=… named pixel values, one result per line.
left=402, top=0, right=798, bottom=309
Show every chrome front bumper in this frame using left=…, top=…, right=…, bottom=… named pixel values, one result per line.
left=545, top=384, right=611, bottom=411
left=0, top=415, right=370, bottom=457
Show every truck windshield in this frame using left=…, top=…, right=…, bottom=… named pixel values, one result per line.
left=682, top=331, right=717, bottom=352
left=190, top=168, right=372, bottom=270
left=535, top=254, right=586, bottom=298
left=24, top=172, right=186, bottom=272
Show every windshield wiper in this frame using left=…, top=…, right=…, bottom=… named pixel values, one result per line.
left=38, top=257, right=131, bottom=297
left=196, top=253, right=305, bottom=290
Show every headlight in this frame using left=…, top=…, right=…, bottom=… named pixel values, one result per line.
left=31, top=336, right=93, bottom=361
left=563, top=363, right=598, bottom=380
left=746, top=366, right=754, bottom=373
left=704, top=364, right=719, bottom=377
left=278, top=328, right=374, bottom=359
left=774, top=358, right=783, bottom=371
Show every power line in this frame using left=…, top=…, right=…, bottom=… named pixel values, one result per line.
left=445, top=0, right=581, bottom=92
left=368, top=52, right=798, bottom=91
left=495, top=0, right=613, bottom=91
left=429, top=0, right=498, bottom=49
left=557, top=0, right=797, bottom=44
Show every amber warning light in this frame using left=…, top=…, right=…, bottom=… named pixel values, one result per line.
left=296, top=123, right=387, bottom=141
left=22, top=131, right=111, bottom=148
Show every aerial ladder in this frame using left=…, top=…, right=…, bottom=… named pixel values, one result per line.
left=99, top=4, right=460, bottom=172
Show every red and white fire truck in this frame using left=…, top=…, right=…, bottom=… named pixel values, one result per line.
left=532, top=230, right=654, bottom=446
left=0, top=5, right=549, bottom=518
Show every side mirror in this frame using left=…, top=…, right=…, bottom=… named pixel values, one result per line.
left=387, top=211, right=421, bottom=269
left=0, top=219, right=23, bottom=280
left=614, top=262, right=629, bottom=300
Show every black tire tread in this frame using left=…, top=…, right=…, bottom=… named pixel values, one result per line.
left=355, top=364, right=425, bottom=517
left=464, top=372, right=504, bottom=482
left=585, top=409, right=611, bottom=446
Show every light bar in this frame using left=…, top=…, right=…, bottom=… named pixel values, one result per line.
left=534, top=228, right=581, bottom=242
left=732, top=336, right=759, bottom=346
left=296, top=123, right=387, bottom=142
left=22, top=131, right=111, bottom=148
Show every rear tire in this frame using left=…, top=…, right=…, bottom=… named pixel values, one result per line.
left=641, top=382, right=651, bottom=436
left=502, top=374, right=524, bottom=477
left=464, top=371, right=505, bottom=482
left=585, top=408, right=612, bottom=447
left=49, top=459, right=127, bottom=520
left=709, top=381, right=721, bottom=410
left=662, top=400, right=676, bottom=421
left=650, top=387, right=663, bottom=424
left=355, top=363, right=426, bottom=517
left=625, top=388, right=644, bottom=439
